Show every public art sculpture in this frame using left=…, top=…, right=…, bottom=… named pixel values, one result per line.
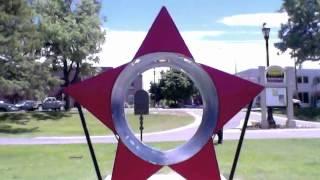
left=65, top=7, right=263, bottom=180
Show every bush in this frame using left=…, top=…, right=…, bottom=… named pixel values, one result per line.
left=294, top=108, right=320, bottom=121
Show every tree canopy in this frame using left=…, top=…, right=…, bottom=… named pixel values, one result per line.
left=149, top=81, right=164, bottom=105
left=0, top=0, right=59, bottom=102
left=276, top=0, right=320, bottom=64
left=36, top=0, right=105, bottom=108
left=149, top=69, right=200, bottom=107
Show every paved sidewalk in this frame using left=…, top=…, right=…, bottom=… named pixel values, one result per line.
left=0, top=109, right=319, bottom=145
left=1, top=128, right=319, bottom=145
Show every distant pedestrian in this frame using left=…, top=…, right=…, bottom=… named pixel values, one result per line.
left=213, top=129, right=223, bottom=145
left=217, top=129, right=223, bottom=144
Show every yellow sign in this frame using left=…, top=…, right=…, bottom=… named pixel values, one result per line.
left=266, top=66, right=285, bottom=83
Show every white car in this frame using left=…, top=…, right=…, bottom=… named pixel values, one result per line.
left=41, top=97, right=65, bottom=111
left=292, top=99, right=302, bottom=108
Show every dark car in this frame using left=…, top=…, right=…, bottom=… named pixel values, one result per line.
left=15, top=100, right=39, bottom=111
left=0, top=101, right=18, bottom=112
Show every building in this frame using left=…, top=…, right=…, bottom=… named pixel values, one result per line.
left=126, top=74, right=143, bottom=105
left=237, top=68, right=320, bottom=107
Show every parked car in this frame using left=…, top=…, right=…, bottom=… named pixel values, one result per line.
left=0, top=101, right=18, bottom=112
left=292, top=99, right=302, bottom=108
left=15, top=100, right=39, bottom=111
left=40, top=97, right=64, bottom=111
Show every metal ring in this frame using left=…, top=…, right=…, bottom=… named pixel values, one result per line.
left=111, top=52, right=218, bottom=165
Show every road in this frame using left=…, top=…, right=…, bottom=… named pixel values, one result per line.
left=1, top=109, right=320, bottom=145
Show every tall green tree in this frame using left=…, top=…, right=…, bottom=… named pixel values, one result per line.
left=0, top=0, right=59, bottom=102
left=275, top=0, right=320, bottom=64
left=150, top=69, right=197, bottom=107
left=36, top=0, right=105, bottom=109
left=149, top=81, right=164, bottom=106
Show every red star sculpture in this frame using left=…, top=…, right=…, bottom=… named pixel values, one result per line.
left=64, top=7, right=263, bottom=180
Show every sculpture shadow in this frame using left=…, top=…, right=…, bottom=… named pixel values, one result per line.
left=0, top=111, right=72, bottom=122
left=0, top=125, right=39, bottom=134
left=31, top=111, right=72, bottom=121
left=0, top=111, right=72, bottom=135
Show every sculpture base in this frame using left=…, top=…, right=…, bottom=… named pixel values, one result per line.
left=104, top=173, right=227, bottom=180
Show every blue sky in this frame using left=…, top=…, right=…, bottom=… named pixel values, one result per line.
left=100, top=0, right=282, bottom=40
left=95, top=0, right=317, bottom=87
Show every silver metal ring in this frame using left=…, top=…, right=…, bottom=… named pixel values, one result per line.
left=111, top=52, right=218, bottom=165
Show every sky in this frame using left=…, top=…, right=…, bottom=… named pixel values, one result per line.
left=96, top=0, right=319, bottom=88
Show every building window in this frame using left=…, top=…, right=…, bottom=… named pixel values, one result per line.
left=298, top=93, right=302, bottom=101
left=298, top=92, right=309, bottom=103
left=297, top=76, right=302, bottom=83
left=303, top=76, right=309, bottom=84
left=303, top=92, right=309, bottom=103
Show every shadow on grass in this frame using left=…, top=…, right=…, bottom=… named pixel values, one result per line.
left=0, top=111, right=72, bottom=122
left=31, top=111, right=72, bottom=121
left=0, top=113, right=27, bottom=122
left=0, top=125, right=39, bottom=134
left=0, top=111, right=74, bottom=135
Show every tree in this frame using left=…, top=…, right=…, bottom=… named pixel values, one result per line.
left=36, top=0, right=105, bottom=109
left=149, top=82, right=163, bottom=106
left=153, top=69, right=197, bottom=107
left=0, top=0, right=59, bottom=102
left=275, top=0, right=320, bottom=64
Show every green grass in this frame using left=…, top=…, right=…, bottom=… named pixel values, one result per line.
left=215, top=139, right=320, bottom=180
left=0, top=111, right=193, bottom=137
left=255, top=108, right=320, bottom=122
left=0, top=139, right=319, bottom=179
left=294, top=107, right=320, bottom=122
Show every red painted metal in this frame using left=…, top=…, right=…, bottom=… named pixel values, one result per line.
left=133, top=7, right=193, bottom=60
left=169, top=65, right=263, bottom=180
left=112, top=141, right=162, bottom=180
left=201, top=64, right=264, bottom=133
left=64, top=64, right=127, bottom=133
left=170, top=140, right=221, bottom=180
left=64, top=6, right=264, bottom=180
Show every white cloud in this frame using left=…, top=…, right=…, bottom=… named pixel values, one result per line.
left=96, top=30, right=224, bottom=67
left=96, top=30, right=147, bottom=67
left=96, top=29, right=319, bottom=89
left=96, top=29, right=300, bottom=72
left=219, top=13, right=288, bottom=27
left=181, top=31, right=224, bottom=40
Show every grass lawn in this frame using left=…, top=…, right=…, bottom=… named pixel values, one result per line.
left=294, top=108, right=320, bottom=122
left=216, top=139, right=320, bottom=180
left=266, top=108, right=320, bottom=122
left=0, top=139, right=319, bottom=180
left=0, top=111, right=193, bottom=137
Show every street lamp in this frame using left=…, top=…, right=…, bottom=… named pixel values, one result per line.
left=262, top=23, right=270, bottom=66
left=262, top=23, right=276, bottom=128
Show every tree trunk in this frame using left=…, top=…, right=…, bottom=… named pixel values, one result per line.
left=62, top=59, right=80, bottom=111
left=63, top=59, right=71, bottom=111
left=71, top=62, right=80, bottom=84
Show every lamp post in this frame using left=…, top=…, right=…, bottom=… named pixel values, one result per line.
left=262, top=23, right=276, bottom=128
left=262, top=23, right=270, bottom=66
